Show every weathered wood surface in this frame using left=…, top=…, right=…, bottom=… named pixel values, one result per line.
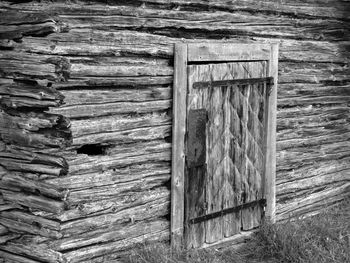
left=0, top=0, right=348, bottom=261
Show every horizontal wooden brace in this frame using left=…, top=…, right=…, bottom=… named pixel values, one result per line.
left=188, top=199, right=266, bottom=225
left=193, top=77, right=273, bottom=89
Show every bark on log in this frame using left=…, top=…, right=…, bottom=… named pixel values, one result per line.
left=60, top=198, right=169, bottom=236
left=45, top=162, right=170, bottom=190
left=0, top=250, right=41, bottom=263
left=0, top=79, right=64, bottom=109
left=276, top=182, right=350, bottom=221
left=0, top=10, right=59, bottom=41
left=70, top=111, right=171, bottom=139
left=50, top=100, right=171, bottom=119
left=0, top=109, right=72, bottom=148
left=1, top=210, right=60, bottom=231
left=0, top=234, right=21, bottom=245
left=36, top=187, right=169, bottom=222
left=1, top=173, right=68, bottom=200
left=63, top=221, right=169, bottom=263
left=0, top=146, right=68, bottom=176
left=62, top=86, right=171, bottom=106
left=1, top=190, right=66, bottom=215
left=51, top=219, right=168, bottom=252
left=67, top=174, right=169, bottom=203
left=7, top=4, right=344, bottom=41
left=0, top=217, right=62, bottom=239
left=0, top=241, right=65, bottom=263
left=68, top=140, right=171, bottom=175
left=0, top=52, right=70, bottom=81
left=8, top=29, right=350, bottom=63
left=277, top=157, right=350, bottom=184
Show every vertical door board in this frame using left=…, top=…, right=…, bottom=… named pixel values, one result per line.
left=171, top=43, right=187, bottom=249
left=265, top=43, right=279, bottom=223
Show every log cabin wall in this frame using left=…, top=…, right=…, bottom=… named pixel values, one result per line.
left=0, top=0, right=349, bottom=262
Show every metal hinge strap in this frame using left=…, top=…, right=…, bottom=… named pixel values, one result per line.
left=193, top=77, right=273, bottom=89
left=188, top=198, right=266, bottom=225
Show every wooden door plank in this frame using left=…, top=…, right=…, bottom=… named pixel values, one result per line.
left=186, top=65, right=210, bottom=248
left=265, top=43, right=279, bottom=223
left=171, top=43, right=187, bottom=249
left=241, top=61, right=267, bottom=230
left=184, top=109, right=207, bottom=248
left=206, top=85, right=225, bottom=244
left=188, top=43, right=271, bottom=62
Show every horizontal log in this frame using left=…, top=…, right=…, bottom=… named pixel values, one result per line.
left=1, top=210, right=60, bottom=231
left=63, top=221, right=169, bottom=263
left=51, top=219, right=168, bottom=252
left=0, top=250, right=41, bottom=263
left=0, top=241, right=65, bottom=263
left=277, top=141, right=350, bottom=171
left=62, top=86, right=171, bottom=106
left=0, top=51, right=69, bottom=81
left=1, top=173, right=68, bottom=200
left=69, top=140, right=171, bottom=175
left=70, top=111, right=171, bottom=139
left=277, top=119, right=349, bottom=142
left=61, top=197, right=169, bottom=236
left=0, top=225, right=7, bottom=235
left=0, top=79, right=64, bottom=108
left=254, top=37, right=350, bottom=63
left=277, top=167, right=350, bottom=200
left=68, top=174, right=169, bottom=203
left=277, top=105, right=349, bottom=128
left=50, top=99, right=171, bottom=119
left=276, top=182, right=350, bottom=221
left=277, top=131, right=350, bottom=150
left=45, top=162, right=170, bottom=190
left=0, top=109, right=70, bottom=132
left=70, top=63, right=173, bottom=78
left=1, top=190, right=66, bottom=215
left=278, top=83, right=350, bottom=106
left=276, top=157, right=350, bottom=185
left=134, top=0, right=350, bottom=20
left=0, top=146, right=68, bottom=176
left=4, top=0, right=350, bottom=21
left=0, top=203, right=21, bottom=212
left=0, top=9, right=58, bottom=40
left=0, top=109, right=72, bottom=149
left=0, top=233, right=21, bottom=245
left=53, top=76, right=173, bottom=89
left=0, top=217, right=62, bottom=239
left=9, top=28, right=350, bottom=64
left=35, top=6, right=347, bottom=41
left=72, top=125, right=171, bottom=148
left=37, top=187, right=169, bottom=222
left=279, top=62, right=350, bottom=84
left=67, top=55, right=170, bottom=66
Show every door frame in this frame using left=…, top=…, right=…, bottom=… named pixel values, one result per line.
left=171, top=42, right=279, bottom=248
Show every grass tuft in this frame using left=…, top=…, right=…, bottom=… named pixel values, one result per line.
left=125, top=242, right=244, bottom=263
left=245, top=198, right=350, bottom=263
left=123, top=198, right=350, bottom=263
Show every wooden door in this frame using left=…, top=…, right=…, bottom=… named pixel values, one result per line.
left=171, top=43, right=278, bottom=249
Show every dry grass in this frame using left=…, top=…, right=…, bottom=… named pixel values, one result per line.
left=124, top=198, right=350, bottom=263
left=244, top=198, right=350, bottom=263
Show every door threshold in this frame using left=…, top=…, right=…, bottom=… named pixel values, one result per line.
left=200, top=230, right=257, bottom=250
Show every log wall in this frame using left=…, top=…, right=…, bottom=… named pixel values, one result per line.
left=0, top=0, right=349, bottom=262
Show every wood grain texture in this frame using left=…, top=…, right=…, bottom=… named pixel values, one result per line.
left=0, top=0, right=348, bottom=260
left=171, top=43, right=187, bottom=248
left=264, top=43, right=278, bottom=223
